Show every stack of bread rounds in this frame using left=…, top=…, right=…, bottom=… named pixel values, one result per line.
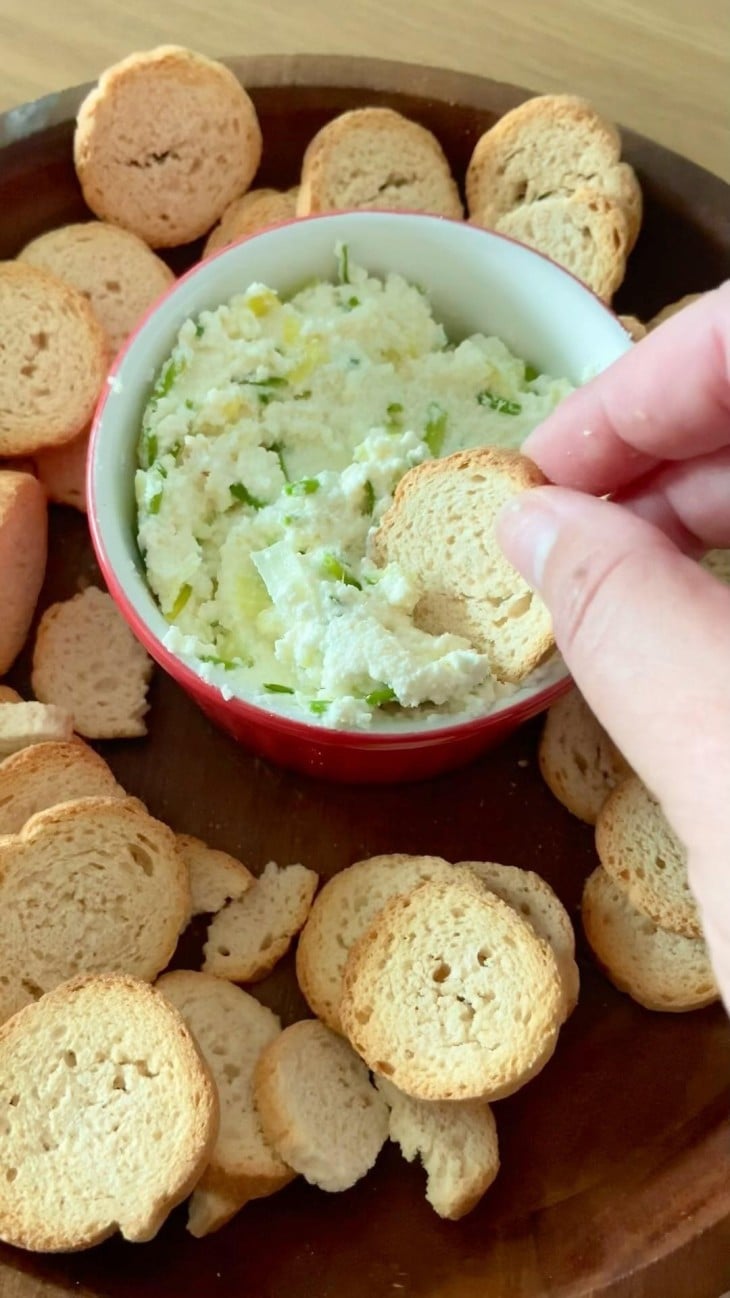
left=539, top=689, right=632, bottom=826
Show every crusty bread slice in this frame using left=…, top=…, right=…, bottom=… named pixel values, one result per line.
left=155, top=971, right=294, bottom=1236
left=74, top=46, right=263, bottom=248
left=0, top=471, right=47, bottom=674
left=296, top=854, right=456, bottom=1033
left=0, top=702, right=74, bottom=758
left=0, top=973, right=218, bottom=1251
left=375, top=1075, right=499, bottom=1220
left=0, top=796, right=190, bottom=1024
left=0, top=263, right=108, bottom=456
left=595, top=775, right=701, bottom=938
left=254, top=1019, right=389, bottom=1192
left=203, top=860, right=318, bottom=982
left=341, top=871, right=564, bottom=1101
left=539, top=688, right=632, bottom=825
left=648, top=292, right=704, bottom=330
left=0, top=686, right=22, bottom=704
left=35, top=428, right=89, bottom=512
left=493, top=189, right=630, bottom=302
left=466, top=94, right=641, bottom=250
left=32, top=586, right=153, bottom=739
left=204, top=188, right=298, bottom=257
left=582, top=867, right=718, bottom=1012
left=176, top=833, right=254, bottom=918
left=297, top=107, right=463, bottom=219
left=458, top=860, right=579, bottom=1017
left=371, top=448, right=553, bottom=684
left=0, top=739, right=125, bottom=834
left=19, top=221, right=175, bottom=356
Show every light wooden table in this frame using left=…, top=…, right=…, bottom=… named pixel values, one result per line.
left=0, top=0, right=728, bottom=180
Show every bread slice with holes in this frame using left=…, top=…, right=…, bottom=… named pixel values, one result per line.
left=18, top=221, right=175, bottom=356
left=0, top=739, right=125, bottom=835
left=35, top=429, right=90, bottom=512
left=155, top=971, right=294, bottom=1236
left=0, top=702, right=74, bottom=758
left=539, top=688, right=632, bottom=825
left=458, top=860, right=579, bottom=1016
left=582, top=867, right=718, bottom=1012
left=0, top=796, right=190, bottom=1024
left=371, top=448, right=554, bottom=684
left=0, top=263, right=109, bottom=456
left=466, top=94, right=641, bottom=250
left=492, top=189, right=630, bottom=301
left=595, top=775, right=701, bottom=938
left=0, top=470, right=48, bottom=674
left=0, top=972, right=218, bottom=1251
left=297, top=107, right=463, bottom=219
left=375, top=1075, right=500, bottom=1219
left=176, top=834, right=254, bottom=918
left=203, top=861, right=318, bottom=982
left=32, top=586, right=153, bottom=739
left=296, top=854, right=456, bottom=1033
left=341, top=870, right=564, bottom=1101
left=254, top=1018, right=389, bottom=1192
left=204, top=188, right=298, bottom=257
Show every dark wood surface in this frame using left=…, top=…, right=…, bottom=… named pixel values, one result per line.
left=1, top=55, right=729, bottom=1298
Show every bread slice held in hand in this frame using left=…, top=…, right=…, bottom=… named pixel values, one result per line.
left=0, top=702, right=74, bottom=758
left=582, top=867, right=718, bottom=1012
left=0, top=973, right=218, bottom=1252
left=371, top=448, right=554, bottom=684
left=176, top=834, right=254, bottom=918
left=155, top=971, right=294, bottom=1237
left=0, top=470, right=47, bottom=673
left=296, top=853, right=456, bottom=1033
left=32, top=586, right=153, bottom=739
left=0, top=796, right=190, bottom=1024
left=0, top=738, right=125, bottom=834
left=297, top=107, right=463, bottom=219
left=375, top=1075, right=499, bottom=1220
left=539, top=688, right=632, bottom=825
left=254, top=1019, right=389, bottom=1192
left=341, top=871, right=564, bottom=1101
left=203, top=860, right=318, bottom=982
left=596, top=775, right=701, bottom=938
left=493, top=189, right=630, bottom=302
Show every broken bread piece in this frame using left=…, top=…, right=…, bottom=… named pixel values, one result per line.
left=177, top=833, right=254, bottom=918
left=32, top=585, right=153, bottom=738
left=371, top=448, right=553, bottom=684
left=0, top=973, right=218, bottom=1251
left=203, top=860, right=318, bottom=982
left=0, top=470, right=48, bottom=674
left=0, top=738, right=125, bottom=834
left=0, top=701, right=74, bottom=758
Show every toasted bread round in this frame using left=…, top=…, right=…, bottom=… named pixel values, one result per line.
left=203, top=861, right=318, bottom=982
left=493, top=189, right=630, bottom=302
left=595, top=775, right=701, bottom=938
left=0, top=471, right=47, bottom=673
left=0, top=701, right=74, bottom=759
left=204, top=188, right=298, bottom=257
left=375, top=1075, right=499, bottom=1220
left=296, top=854, right=457, bottom=1033
left=0, top=973, right=218, bottom=1251
left=0, top=797, right=190, bottom=1024
left=297, top=107, right=463, bottom=219
left=458, top=860, right=579, bottom=1016
left=18, top=221, right=175, bottom=355
left=341, top=872, right=564, bottom=1101
left=34, top=428, right=89, bottom=512
left=0, top=264, right=108, bottom=456
left=31, top=585, right=153, bottom=739
left=176, top=833, right=254, bottom=918
left=156, top=971, right=294, bottom=1237
left=539, top=688, right=632, bottom=825
left=648, top=292, right=704, bottom=330
left=254, top=1019, right=389, bottom=1192
left=0, top=686, right=23, bottom=704
left=0, top=738, right=125, bottom=835
left=371, top=448, right=553, bottom=684
left=582, top=867, right=718, bottom=1012
left=74, top=46, right=263, bottom=248
left=618, top=314, right=646, bottom=342
left=466, top=94, right=641, bottom=250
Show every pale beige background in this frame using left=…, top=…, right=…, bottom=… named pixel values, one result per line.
left=0, top=0, right=728, bottom=180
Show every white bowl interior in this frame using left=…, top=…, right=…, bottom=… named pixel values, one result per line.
left=90, top=211, right=631, bottom=732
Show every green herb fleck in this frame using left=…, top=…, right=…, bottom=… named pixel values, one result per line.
left=524, top=363, right=540, bottom=383
left=195, top=322, right=205, bottom=339
left=294, top=388, right=312, bottom=401
left=152, top=357, right=184, bottom=401
left=424, top=402, right=447, bottom=455
left=199, top=654, right=236, bottom=671
left=321, top=553, right=361, bottom=589
left=337, top=243, right=350, bottom=285
left=284, top=477, right=319, bottom=497
left=169, top=439, right=183, bottom=460
left=239, top=375, right=288, bottom=405
left=184, top=398, right=195, bottom=411
left=141, top=431, right=158, bottom=468
left=362, top=479, right=376, bottom=515
left=365, top=685, right=397, bottom=707
left=270, top=441, right=290, bottom=481
left=477, top=390, right=522, bottom=416
left=385, top=401, right=404, bottom=433
left=309, top=699, right=331, bottom=715
left=169, top=583, right=192, bottom=619
left=264, top=682, right=295, bottom=694
left=229, top=482, right=267, bottom=509
left=345, top=295, right=360, bottom=310
left=148, top=489, right=163, bottom=515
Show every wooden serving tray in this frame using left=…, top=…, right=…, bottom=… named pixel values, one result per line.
left=1, top=55, right=729, bottom=1298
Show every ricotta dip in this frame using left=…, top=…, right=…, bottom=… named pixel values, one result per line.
left=136, top=247, right=572, bottom=730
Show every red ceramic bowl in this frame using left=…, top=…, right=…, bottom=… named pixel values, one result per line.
left=88, top=211, right=630, bottom=783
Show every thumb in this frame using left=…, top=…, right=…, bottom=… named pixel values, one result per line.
left=498, top=486, right=730, bottom=1001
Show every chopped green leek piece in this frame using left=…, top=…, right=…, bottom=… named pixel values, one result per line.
left=309, top=700, right=331, bottom=715
left=199, top=654, right=236, bottom=670
left=195, top=322, right=205, bottom=338
left=524, top=363, right=540, bottom=383
left=229, top=482, right=266, bottom=509
left=264, top=682, right=295, bottom=694
left=169, top=583, right=192, bottom=619
left=153, top=357, right=183, bottom=401
left=148, top=489, right=163, bottom=515
left=362, top=479, right=376, bottom=515
left=424, top=401, right=447, bottom=454
left=320, top=553, right=361, bottom=589
left=337, top=243, right=350, bottom=285
left=270, top=440, right=290, bottom=480
left=284, top=477, right=319, bottom=497
left=365, top=685, right=397, bottom=707
left=477, top=390, right=522, bottom=415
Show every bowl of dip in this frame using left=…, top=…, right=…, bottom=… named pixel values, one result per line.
left=88, top=210, right=630, bottom=782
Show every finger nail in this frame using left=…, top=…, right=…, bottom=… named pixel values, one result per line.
left=497, top=496, right=560, bottom=590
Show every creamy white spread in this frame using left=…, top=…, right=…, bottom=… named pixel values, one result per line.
left=136, top=248, right=573, bottom=729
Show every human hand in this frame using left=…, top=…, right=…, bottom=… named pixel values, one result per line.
left=498, top=283, right=730, bottom=1006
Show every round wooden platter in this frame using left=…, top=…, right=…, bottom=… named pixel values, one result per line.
left=1, top=54, right=729, bottom=1298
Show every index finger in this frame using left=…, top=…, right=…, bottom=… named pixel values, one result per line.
left=524, top=280, right=730, bottom=494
